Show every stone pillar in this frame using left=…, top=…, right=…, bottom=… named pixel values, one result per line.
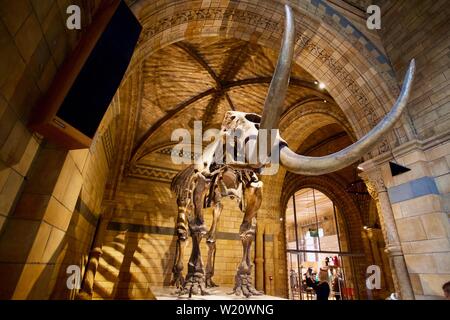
left=365, top=228, right=393, bottom=297
left=374, top=228, right=395, bottom=294
left=272, top=225, right=280, bottom=297
left=255, top=222, right=265, bottom=291
left=76, top=207, right=112, bottom=300
left=361, top=169, right=415, bottom=300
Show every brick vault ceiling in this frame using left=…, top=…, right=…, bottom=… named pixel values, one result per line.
left=135, top=37, right=342, bottom=159
left=340, top=0, right=372, bottom=11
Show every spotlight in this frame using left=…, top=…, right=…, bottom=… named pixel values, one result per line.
left=314, top=81, right=318, bottom=85
left=363, top=226, right=368, bottom=230
left=323, top=100, right=327, bottom=103
left=319, top=82, right=326, bottom=89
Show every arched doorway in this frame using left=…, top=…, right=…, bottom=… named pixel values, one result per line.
left=285, top=188, right=360, bottom=300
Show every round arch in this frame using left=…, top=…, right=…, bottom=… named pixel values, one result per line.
left=121, top=0, right=412, bottom=161
left=281, top=173, right=364, bottom=253
left=280, top=173, right=370, bottom=299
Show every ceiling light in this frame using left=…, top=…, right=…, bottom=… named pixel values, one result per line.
left=314, top=81, right=318, bottom=85
left=323, top=100, right=327, bottom=103
left=319, top=82, right=326, bottom=89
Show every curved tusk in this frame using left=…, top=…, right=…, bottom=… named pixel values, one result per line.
left=279, top=59, right=416, bottom=176
left=258, top=4, right=295, bottom=157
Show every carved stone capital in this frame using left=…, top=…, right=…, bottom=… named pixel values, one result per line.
left=360, top=168, right=386, bottom=201
left=385, top=244, right=403, bottom=257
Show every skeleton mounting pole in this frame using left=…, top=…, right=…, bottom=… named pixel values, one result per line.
left=279, top=59, right=415, bottom=175
left=258, top=4, right=295, bottom=160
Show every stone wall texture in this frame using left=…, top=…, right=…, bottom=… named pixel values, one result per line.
left=0, top=0, right=124, bottom=299
left=375, top=0, right=450, bottom=300
left=378, top=0, right=450, bottom=140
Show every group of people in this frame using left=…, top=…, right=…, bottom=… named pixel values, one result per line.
left=291, top=266, right=450, bottom=300
left=290, top=267, right=344, bottom=301
left=306, top=267, right=344, bottom=301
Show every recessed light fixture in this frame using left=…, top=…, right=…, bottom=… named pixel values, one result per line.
left=323, top=100, right=327, bottom=103
left=319, top=82, right=326, bottom=89
left=314, top=81, right=318, bottom=85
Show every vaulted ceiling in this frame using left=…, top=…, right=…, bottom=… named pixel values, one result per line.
left=340, top=0, right=372, bottom=11
left=132, top=37, right=353, bottom=162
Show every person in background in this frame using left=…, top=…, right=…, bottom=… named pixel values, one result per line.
left=315, top=268, right=330, bottom=301
left=290, top=270, right=298, bottom=291
left=332, top=272, right=343, bottom=300
left=443, top=281, right=450, bottom=300
left=385, top=293, right=400, bottom=300
left=305, top=268, right=316, bottom=288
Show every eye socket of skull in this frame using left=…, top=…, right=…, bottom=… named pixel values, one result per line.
left=245, top=114, right=261, bottom=124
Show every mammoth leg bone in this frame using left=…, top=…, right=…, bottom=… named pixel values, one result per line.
left=205, top=194, right=223, bottom=288
left=231, top=185, right=263, bottom=297
left=183, top=174, right=209, bottom=297
left=171, top=199, right=189, bottom=289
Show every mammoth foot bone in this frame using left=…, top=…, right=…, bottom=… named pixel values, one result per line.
left=205, top=276, right=219, bottom=288
left=171, top=271, right=185, bottom=289
left=229, top=274, right=263, bottom=298
left=175, top=272, right=210, bottom=297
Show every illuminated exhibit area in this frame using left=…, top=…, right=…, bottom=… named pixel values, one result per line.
left=286, top=189, right=360, bottom=300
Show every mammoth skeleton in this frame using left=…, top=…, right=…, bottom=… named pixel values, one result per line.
left=170, top=5, right=415, bottom=297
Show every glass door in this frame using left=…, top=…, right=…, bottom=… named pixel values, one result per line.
left=285, top=188, right=359, bottom=300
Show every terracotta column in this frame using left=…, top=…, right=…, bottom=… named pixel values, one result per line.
left=372, top=229, right=395, bottom=294
left=272, top=225, right=280, bottom=297
left=365, top=228, right=391, bottom=297
left=361, top=169, right=415, bottom=300
left=255, top=222, right=265, bottom=291
left=76, top=208, right=112, bottom=300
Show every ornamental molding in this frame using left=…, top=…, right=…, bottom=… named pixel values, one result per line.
left=157, top=147, right=201, bottom=161
left=128, top=164, right=178, bottom=183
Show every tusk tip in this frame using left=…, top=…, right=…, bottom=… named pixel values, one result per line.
left=408, top=59, right=416, bottom=75
left=284, top=4, right=293, bottom=15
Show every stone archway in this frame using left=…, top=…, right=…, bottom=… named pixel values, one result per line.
left=121, top=0, right=413, bottom=161
left=280, top=173, right=369, bottom=299
left=281, top=174, right=364, bottom=253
